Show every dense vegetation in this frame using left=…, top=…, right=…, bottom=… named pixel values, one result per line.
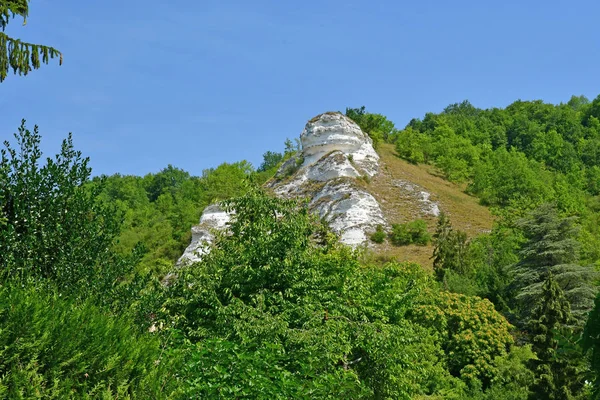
left=2, top=95, right=600, bottom=398
left=348, top=96, right=600, bottom=398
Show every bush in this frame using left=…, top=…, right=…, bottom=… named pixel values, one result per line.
left=0, top=284, right=175, bottom=398
left=0, top=121, right=144, bottom=308
left=395, top=127, right=432, bottom=163
left=410, top=291, right=514, bottom=386
left=390, top=219, right=431, bottom=246
left=370, top=225, right=387, bottom=243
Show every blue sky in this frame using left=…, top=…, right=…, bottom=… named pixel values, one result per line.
left=1, top=0, right=598, bottom=176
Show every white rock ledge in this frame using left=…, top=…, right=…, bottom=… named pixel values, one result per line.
left=300, top=112, right=380, bottom=177
left=177, top=204, right=231, bottom=266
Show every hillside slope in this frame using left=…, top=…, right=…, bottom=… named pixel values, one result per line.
left=178, top=114, right=494, bottom=270
left=366, top=143, right=494, bottom=268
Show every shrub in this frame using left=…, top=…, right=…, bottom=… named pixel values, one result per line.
left=390, top=223, right=412, bottom=245
left=0, top=284, right=175, bottom=398
left=390, top=219, right=431, bottom=246
left=411, top=290, right=514, bottom=386
left=0, top=121, right=144, bottom=308
left=370, top=225, right=387, bottom=243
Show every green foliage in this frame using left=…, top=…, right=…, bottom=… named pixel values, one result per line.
left=258, top=150, right=284, bottom=172
left=390, top=219, right=431, bottom=246
left=0, top=0, right=62, bottom=82
left=395, top=127, right=433, bottom=163
left=432, top=212, right=470, bottom=281
left=0, top=284, right=173, bottom=398
left=9, top=95, right=600, bottom=398
left=528, top=274, right=586, bottom=399
left=410, top=290, right=514, bottom=387
left=172, top=337, right=370, bottom=399
left=396, top=96, right=600, bottom=218
left=443, top=228, right=519, bottom=313
left=469, top=147, right=554, bottom=208
left=199, top=160, right=254, bottom=203
left=160, top=189, right=530, bottom=398
left=145, top=164, right=192, bottom=202
left=94, top=160, right=254, bottom=276
left=0, top=121, right=142, bottom=306
left=345, top=106, right=396, bottom=147
left=370, top=224, right=386, bottom=243
left=511, top=204, right=597, bottom=325
left=584, top=291, right=600, bottom=399
left=479, top=346, right=535, bottom=400
left=163, top=189, right=382, bottom=395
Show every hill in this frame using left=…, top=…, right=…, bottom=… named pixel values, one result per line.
left=367, top=143, right=494, bottom=268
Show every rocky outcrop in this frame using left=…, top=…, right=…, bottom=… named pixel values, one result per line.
left=178, top=111, right=387, bottom=264
left=393, top=180, right=440, bottom=217
left=308, top=179, right=386, bottom=245
left=269, top=112, right=386, bottom=246
left=300, top=112, right=379, bottom=177
left=176, top=204, right=230, bottom=266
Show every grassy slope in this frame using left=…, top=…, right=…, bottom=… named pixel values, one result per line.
left=364, top=144, right=494, bottom=270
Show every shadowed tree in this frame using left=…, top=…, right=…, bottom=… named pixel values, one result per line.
left=528, top=274, right=585, bottom=400
left=511, top=204, right=597, bottom=325
left=584, top=291, right=600, bottom=399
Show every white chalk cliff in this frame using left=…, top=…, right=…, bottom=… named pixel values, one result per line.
left=269, top=112, right=385, bottom=245
left=177, top=204, right=231, bottom=266
left=178, top=112, right=387, bottom=266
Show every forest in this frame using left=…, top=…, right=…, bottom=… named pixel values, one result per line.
left=2, top=94, right=600, bottom=399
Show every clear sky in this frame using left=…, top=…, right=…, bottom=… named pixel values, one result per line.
left=1, top=0, right=598, bottom=176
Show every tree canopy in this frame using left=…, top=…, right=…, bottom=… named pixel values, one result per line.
left=3, top=94, right=600, bottom=397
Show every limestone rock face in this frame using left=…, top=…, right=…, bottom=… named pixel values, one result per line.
left=301, top=112, right=379, bottom=177
left=309, top=179, right=386, bottom=245
left=178, top=111, right=387, bottom=265
left=176, top=204, right=230, bottom=266
left=269, top=112, right=386, bottom=246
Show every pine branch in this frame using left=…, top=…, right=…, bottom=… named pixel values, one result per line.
left=0, top=32, right=61, bottom=82
left=1, top=0, right=29, bottom=30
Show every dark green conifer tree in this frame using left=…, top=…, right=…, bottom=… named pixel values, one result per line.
left=528, top=274, right=585, bottom=400
left=512, top=204, right=597, bottom=325
left=432, top=211, right=469, bottom=281
left=1, top=0, right=61, bottom=81
left=584, top=291, right=600, bottom=399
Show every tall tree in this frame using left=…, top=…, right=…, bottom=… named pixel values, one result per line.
left=432, top=212, right=469, bottom=281
left=528, top=274, right=585, bottom=400
left=345, top=106, right=396, bottom=146
left=584, top=291, right=600, bottom=399
left=511, top=204, right=597, bottom=325
left=0, top=0, right=61, bottom=82
left=257, top=150, right=283, bottom=172
left=0, top=121, right=140, bottom=306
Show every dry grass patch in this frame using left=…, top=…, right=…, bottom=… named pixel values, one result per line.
left=364, top=144, right=494, bottom=269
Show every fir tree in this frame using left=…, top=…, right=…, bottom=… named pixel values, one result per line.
left=432, top=211, right=469, bottom=281
left=512, top=203, right=597, bottom=325
left=528, top=273, right=585, bottom=400
left=584, top=291, right=600, bottom=399
left=0, top=0, right=61, bottom=82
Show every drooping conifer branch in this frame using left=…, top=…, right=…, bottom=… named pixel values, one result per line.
left=0, top=0, right=61, bottom=82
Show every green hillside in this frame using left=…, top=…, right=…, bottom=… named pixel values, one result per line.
left=367, top=143, right=494, bottom=269
left=2, top=95, right=600, bottom=398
